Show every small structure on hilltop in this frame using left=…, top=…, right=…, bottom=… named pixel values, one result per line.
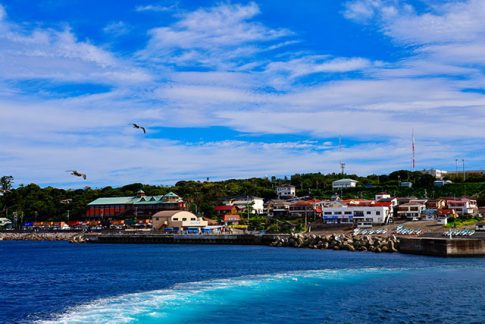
left=276, top=185, right=296, bottom=199
left=399, top=181, right=413, bottom=188
left=434, top=180, right=452, bottom=187
left=421, top=169, right=448, bottom=180
left=332, top=179, right=358, bottom=189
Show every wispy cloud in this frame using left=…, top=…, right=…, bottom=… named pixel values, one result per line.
left=138, top=2, right=292, bottom=69
left=135, top=2, right=178, bottom=13
left=103, top=21, right=132, bottom=36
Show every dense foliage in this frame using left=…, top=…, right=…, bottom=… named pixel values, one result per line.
left=1, top=170, right=484, bottom=222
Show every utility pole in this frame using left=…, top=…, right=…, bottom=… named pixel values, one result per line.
left=462, top=159, right=466, bottom=196
left=462, top=159, right=466, bottom=182
left=455, top=158, right=458, bottom=180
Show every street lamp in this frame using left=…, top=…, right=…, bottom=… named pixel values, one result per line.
left=60, top=199, right=72, bottom=222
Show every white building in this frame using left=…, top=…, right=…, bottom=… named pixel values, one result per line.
left=397, top=201, right=427, bottom=219
left=447, top=199, right=478, bottom=215
left=322, top=205, right=393, bottom=226
left=276, top=185, right=296, bottom=198
left=332, top=179, right=358, bottom=189
left=375, top=192, right=391, bottom=201
left=422, top=169, right=448, bottom=180
left=222, top=196, right=265, bottom=214
left=152, top=211, right=208, bottom=232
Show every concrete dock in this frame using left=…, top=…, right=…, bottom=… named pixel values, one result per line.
left=399, top=237, right=485, bottom=257
left=89, top=233, right=278, bottom=245
left=86, top=232, right=485, bottom=257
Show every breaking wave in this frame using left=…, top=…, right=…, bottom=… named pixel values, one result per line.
left=38, top=268, right=403, bottom=324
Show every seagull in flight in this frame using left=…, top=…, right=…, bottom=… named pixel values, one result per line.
left=66, top=170, right=87, bottom=180
left=132, top=123, right=146, bottom=134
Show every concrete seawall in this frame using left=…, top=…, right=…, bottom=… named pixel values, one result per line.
left=90, top=233, right=278, bottom=245
left=399, top=237, right=485, bottom=257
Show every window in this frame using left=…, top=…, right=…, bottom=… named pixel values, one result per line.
left=191, top=218, right=196, bottom=221
left=344, top=211, right=352, bottom=215
left=324, top=212, right=332, bottom=215
left=366, top=211, right=371, bottom=215
left=334, top=211, right=342, bottom=215
left=173, top=218, right=178, bottom=221
left=182, top=218, right=187, bottom=221
left=376, top=211, right=381, bottom=215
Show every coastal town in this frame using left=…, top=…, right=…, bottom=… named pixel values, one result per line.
left=1, top=168, right=485, bottom=256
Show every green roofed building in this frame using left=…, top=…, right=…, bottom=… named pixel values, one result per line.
left=85, top=190, right=186, bottom=219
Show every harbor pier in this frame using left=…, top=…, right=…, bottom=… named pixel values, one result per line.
left=88, top=233, right=279, bottom=245
left=399, top=237, right=485, bottom=257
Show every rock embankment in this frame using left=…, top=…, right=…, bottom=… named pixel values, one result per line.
left=271, top=233, right=399, bottom=253
left=0, top=232, right=88, bottom=243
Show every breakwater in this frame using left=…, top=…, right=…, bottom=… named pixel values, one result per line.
left=0, top=231, right=88, bottom=242
left=270, top=233, right=399, bottom=253
left=90, top=232, right=399, bottom=253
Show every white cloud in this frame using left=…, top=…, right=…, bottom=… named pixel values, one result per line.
left=0, top=17, right=151, bottom=85
left=385, top=0, right=485, bottom=45
left=0, top=4, right=6, bottom=21
left=135, top=3, right=178, bottom=13
left=138, top=2, right=292, bottom=69
left=264, top=56, right=378, bottom=84
left=103, top=21, right=132, bottom=36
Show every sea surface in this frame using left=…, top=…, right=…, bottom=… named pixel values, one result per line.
left=1, top=241, right=485, bottom=323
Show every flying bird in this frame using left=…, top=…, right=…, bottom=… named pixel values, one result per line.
left=132, top=123, right=146, bottom=134
left=66, top=170, right=87, bottom=180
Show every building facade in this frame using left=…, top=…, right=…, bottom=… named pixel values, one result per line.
left=397, top=201, right=427, bottom=219
left=152, top=210, right=208, bottom=232
left=221, top=196, right=264, bottom=214
left=276, top=185, right=296, bottom=199
left=86, top=190, right=186, bottom=220
left=322, top=204, right=392, bottom=226
left=447, top=199, right=478, bottom=215
left=265, top=199, right=291, bottom=218
left=288, top=200, right=322, bottom=219
left=422, top=169, right=448, bottom=179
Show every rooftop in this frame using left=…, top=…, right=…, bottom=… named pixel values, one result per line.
left=88, top=192, right=182, bottom=206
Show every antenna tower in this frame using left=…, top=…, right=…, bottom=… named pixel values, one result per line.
left=412, top=129, right=416, bottom=171
left=338, top=136, right=345, bottom=175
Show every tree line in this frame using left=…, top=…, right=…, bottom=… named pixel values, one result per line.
left=1, top=171, right=484, bottom=222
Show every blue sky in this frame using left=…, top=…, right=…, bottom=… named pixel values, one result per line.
left=0, top=0, right=484, bottom=187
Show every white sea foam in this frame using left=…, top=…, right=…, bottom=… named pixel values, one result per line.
left=37, top=268, right=403, bottom=324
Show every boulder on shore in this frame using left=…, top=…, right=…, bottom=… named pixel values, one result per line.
left=270, top=233, right=400, bottom=253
